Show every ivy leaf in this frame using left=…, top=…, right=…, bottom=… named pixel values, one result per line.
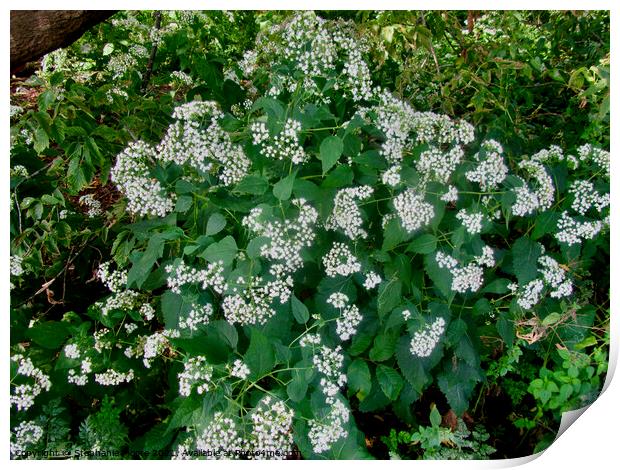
left=376, top=365, right=404, bottom=400
left=319, top=136, right=344, bottom=174
left=347, top=359, right=372, bottom=400
left=244, top=328, right=275, bottom=381
left=206, top=212, right=227, bottom=236
left=290, top=294, right=309, bottom=324
left=273, top=171, right=297, bottom=201
left=511, top=237, right=542, bottom=285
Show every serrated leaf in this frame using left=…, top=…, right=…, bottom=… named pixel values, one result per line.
left=482, top=278, right=512, bottom=294
left=27, top=321, right=70, bottom=349
left=406, top=234, right=438, bottom=254
left=377, top=278, right=402, bottom=319
left=424, top=253, right=452, bottom=299
left=376, top=365, right=404, bottom=400
left=396, top=336, right=430, bottom=393
left=437, top=359, right=483, bottom=415
left=319, top=136, right=344, bottom=174
left=512, top=237, right=542, bottom=285
left=542, top=312, right=562, bottom=326
left=531, top=211, right=560, bottom=240
left=287, top=367, right=308, bottom=402
left=290, top=294, right=309, bottom=324
left=369, top=331, right=398, bottom=362
left=206, top=212, right=227, bottom=236
left=347, top=359, right=372, bottom=400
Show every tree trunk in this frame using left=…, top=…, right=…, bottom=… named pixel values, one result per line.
left=10, top=10, right=116, bottom=74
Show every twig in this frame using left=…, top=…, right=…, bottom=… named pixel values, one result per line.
left=141, top=11, right=163, bottom=91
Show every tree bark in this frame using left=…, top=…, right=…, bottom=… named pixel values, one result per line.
left=10, top=10, right=116, bottom=74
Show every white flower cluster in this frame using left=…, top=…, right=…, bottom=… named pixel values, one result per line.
left=299, top=332, right=322, bottom=348
left=323, top=242, right=361, bottom=277
left=436, top=250, right=493, bottom=294
left=10, top=354, right=52, bottom=411
left=510, top=279, right=544, bottom=310
left=94, top=368, right=134, bottom=386
left=178, top=356, right=213, bottom=396
left=97, top=261, right=127, bottom=293
left=329, top=293, right=363, bottom=341
left=110, top=141, right=176, bottom=217
left=555, top=211, right=605, bottom=246
left=325, top=186, right=374, bottom=239
left=196, top=413, right=244, bottom=458
left=230, top=359, right=250, bottom=379
left=93, top=328, right=113, bottom=353
left=79, top=194, right=102, bottom=218
left=10, top=255, right=24, bottom=276
left=381, top=165, right=402, bottom=187
left=158, top=100, right=251, bottom=185
left=142, top=331, right=170, bottom=368
left=238, top=49, right=259, bottom=76
left=10, top=421, right=44, bottom=457
left=179, top=303, right=214, bottom=332
left=465, top=139, right=508, bottom=191
left=261, top=119, right=307, bottom=164
left=96, top=290, right=141, bottom=317
left=165, top=259, right=226, bottom=294
left=393, top=189, right=435, bottom=233
left=410, top=317, right=446, bottom=358
left=416, top=146, right=464, bottom=184
left=363, top=272, right=382, bottom=290
left=243, top=199, right=318, bottom=273
left=511, top=160, right=555, bottom=217
left=577, top=144, right=610, bottom=178
left=170, top=70, right=193, bottom=86
left=456, top=209, right=484, bottom=234
left=68, top=358, right=92, bottom=386
left=313, top=345, right=347, bottom=397
left=308, top=397, right=350, bottom=454
left=64, top=343, right=81, bottom=359
left=140, top=303, right=156, bottom=321
left=568, top=180, right=610, bottom=215
left=10, top=164, right=29, bottom=177
left=250, top=121, right=269, bottom=145
left=248, top=396, right=295, bottom=459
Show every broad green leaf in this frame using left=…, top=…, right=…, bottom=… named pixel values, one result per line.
left=482, top=278, right=512, bottom=294
left=430, top=405, right=442, bottom=427
left=244, top=328, right=275, bottom=380
left=206, top=212, right=227, bottom=236
left=273, top=172, right=296, bottom=201
left=512, top=237, right=542, bottom=285
left=199, top=235, right=237, bottom=266
left=531, top=211, right=560, bottom=240
left=319, top=136, right=343, bottom=174
left=290, top=294, right=309, bottom=324
left=437, top=359, right=483, bottom=415
left=234, top=174, right=269, bottom=195
left=369, top=331, right=398, bottom=362
left=396, top=336, right=430, bottom=393
left=376, top=365, right=404, bottom=400
left=347, top=359, right=372, bottom=400
left=127, top=235, right=166, bottom=289
left=542, top=312, right=562, bottom=326
left=377, top=278, right=402, bottom=318
left=27, top=321, right=70, bottom=349
left=406, top=234, right=438, bottom=254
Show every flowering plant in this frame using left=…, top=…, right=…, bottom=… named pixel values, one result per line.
left=10, top=11, right=609, bottom=459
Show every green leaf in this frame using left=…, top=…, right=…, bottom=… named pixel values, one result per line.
left=531, top=211, right=560, bottom=240
left=369, top=331, right=398, bottom=362
left=424, top=253, right=452, bottom=300
left=319, top=136, right=344, bottom=174
left=542, top=312, right=562, bottom=326
left=406, top=234, right=438, bottom=254
left=437, top=359, right=483, bottom=415
left=127, top=235, right=166, bottom=289
left=160, top=291, right=187, bottom=330
left=199, top=235, right=237, bottom=266
left=246, top=236, right=269, bottom=259
left=273, top=172, right=297, bottom=201
left=382, top=217, right=407, bottom=252
left=205, top=212, right=227, bottom=236
left=102, top=43, right=115, bottom=56
left=287, top=368, right=308, bottom=403
left=347, top=359, right=372, bottom=400
left=429, top=405, right=442, bottom=427
left=291, top=294, right=309, bottom=324
left=482, top=278, right=512, bottom=294
left=512, top=237, right=542, bottom=285
left=396, top=336, right=430, bottom=393
left=376, top=365, right=404, bottom=400
left=377, top=278, right=402, bottom=319
left=234, top=174, right=269, bottom=195
left=27, top=321, right=70, bottom=349
left=174, top=195, right=193, bottom=213
left=33, top=128, right=49, bottom=153
left=244, top=328, right=275, bottom=381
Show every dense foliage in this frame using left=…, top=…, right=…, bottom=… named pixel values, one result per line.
left=10, top=10, right=609, bottom=460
